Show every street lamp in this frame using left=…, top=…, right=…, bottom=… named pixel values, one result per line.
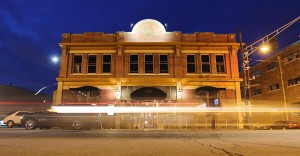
left=260, top=45, right=270, bottom=53
left=238, top=16, right=299, bottom=128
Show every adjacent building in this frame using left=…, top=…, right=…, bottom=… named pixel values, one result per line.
left=54, top=19, right=243, bottom=129
left=249, top=41, right=300, bottom=123
left=0, top=84, right=52, bottom=119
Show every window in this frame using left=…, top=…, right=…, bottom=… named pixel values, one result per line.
left=145, top=54, right=154, bottom=73
left=72, top=55, right=82, bottom=73
left=284, top=51, right=300, bottom=64
left=201, top=55, right=210, bottom=73
left=253, top=89, right=262, bottom=96
left=268, top=83, right=280, bottom=91
left=288, top=76, right=300, bottom=86
left=292, top=51, right=299, bottom=60
left=102, top=55, right=111, bottom=73
left=216, top=55, right=225, bottom=74
left=130, top=54, right=139, bottom=73
left=187, top=54, right=196, bottom=73
left=87, top=55, right=97, bottom=73
left=265, top=62, right=277, bottom=72
left=251, top=70, right=260, bottom=78
left=160, top=55, right=168, bottom=73
left=16, top=112, right=29, bottom=116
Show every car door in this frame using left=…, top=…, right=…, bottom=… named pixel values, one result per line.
left=37, top=112, right=57, bottom=127
left=272, top=121, right=280, bottom=129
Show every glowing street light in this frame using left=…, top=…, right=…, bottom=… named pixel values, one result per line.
left=260, top=45, right=270, bottom=53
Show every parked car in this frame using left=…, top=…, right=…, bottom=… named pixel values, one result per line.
left=21, top=111, right=101, bottom=130
left=3, top=111, right=31, bottom=128
left=252, top=124, right=268, bottom=130
left=269, top=121, right=300, bottom=130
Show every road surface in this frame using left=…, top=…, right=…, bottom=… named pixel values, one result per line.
left=0, top=128, right=300, bottom=156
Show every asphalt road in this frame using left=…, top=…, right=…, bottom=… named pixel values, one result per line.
left=0, top=128, right=300, bottom=156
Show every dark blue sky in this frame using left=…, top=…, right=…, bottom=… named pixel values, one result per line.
left=0, top=0, right=299, bottom=95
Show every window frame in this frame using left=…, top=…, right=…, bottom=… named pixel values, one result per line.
left=72, top=54, right=83, bottom=74
left=268, top=83, right=280, bottom=92
left=201, top=54, right=211, bottom=74
left=186, top=54, right=196, bottom=74
left=252, top=88, right=262, bottom=96
left=87, top=54, right=97, bottom=74
left=251, top=70, right=260, bottom=78
left=144, top=54, right=154, bottom=74
left=159, top=54, right=169, bottom=74
left=265, top=62, right=277, bottom=72
left=216, top=54, right=225, bottom=74
left=102, top=54, right=112, bottom=73
left=129, top=54, right=139, bottom=73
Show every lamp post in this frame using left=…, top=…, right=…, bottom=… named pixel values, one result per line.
left=238, top=16, right=299, bottom=128
left=277, top=56, right=289, bottom=121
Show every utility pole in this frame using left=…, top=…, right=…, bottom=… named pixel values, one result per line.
left=238, top=28, right=251, bottom=128
left=277, top=56, right=289, bottom=121
left=238, top=16, right=299, bottom=128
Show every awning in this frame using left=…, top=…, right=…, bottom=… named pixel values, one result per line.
left=69, top=86, right=100, bottom=91
left=195, top=86, right=225, bottom=95
left=130, top=87, right=167, bottom=101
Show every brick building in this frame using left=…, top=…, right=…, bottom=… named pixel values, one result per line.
left=54, top=19, right=243, bottom=129
left=249, top=41, right=300, bottom=124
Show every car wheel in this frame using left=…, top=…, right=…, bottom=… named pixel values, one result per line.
left=72, top=120, right=83, bottom=130
left=24, top=119, right=36, bottom=130
left=7, top=121, right=14, bottom=128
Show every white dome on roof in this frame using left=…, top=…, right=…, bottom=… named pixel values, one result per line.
left=132, top=19, right=166, bottom=34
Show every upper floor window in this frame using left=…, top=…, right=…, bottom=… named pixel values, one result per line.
left=72, top=55, right=82, bottom=73
left=268, top=83, right=280, bottom=92
left=216, top=55, right=225, bottom=74
left=288, top=76, right=300, bottom=86
left=265, top=62, right=277, bottom=72
left=87, top=55, right=97, bottom=73
left=253, top=88, right=262, bottom=96
left=284, top=51, right=299, bottom=64
left=102, top=55, right=111, bottom=73
left=187, top=54, right=196, bottom=73
left=130, top=54, right=139, bottom=73
left=159, top=54, right=168, bottom=73
left=145, top=54, right=154, bottom=73
left=201, top=54, right=210, bottom=73
left=251, top=70, right=260, bottom=78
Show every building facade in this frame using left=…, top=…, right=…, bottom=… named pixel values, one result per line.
left=249, top=41, right=300, bottom=124
left=54, top=19, right=243, bottom=129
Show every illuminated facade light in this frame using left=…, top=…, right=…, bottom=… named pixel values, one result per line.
left=116, top=90, right=121, bottom=99
left=177, top=89, right=182, bottom=99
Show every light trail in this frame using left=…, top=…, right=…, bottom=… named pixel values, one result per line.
left=51, top=106, right=300, bottom=114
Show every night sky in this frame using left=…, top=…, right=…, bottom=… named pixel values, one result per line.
left=0, top=0, right=299, bottom=95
